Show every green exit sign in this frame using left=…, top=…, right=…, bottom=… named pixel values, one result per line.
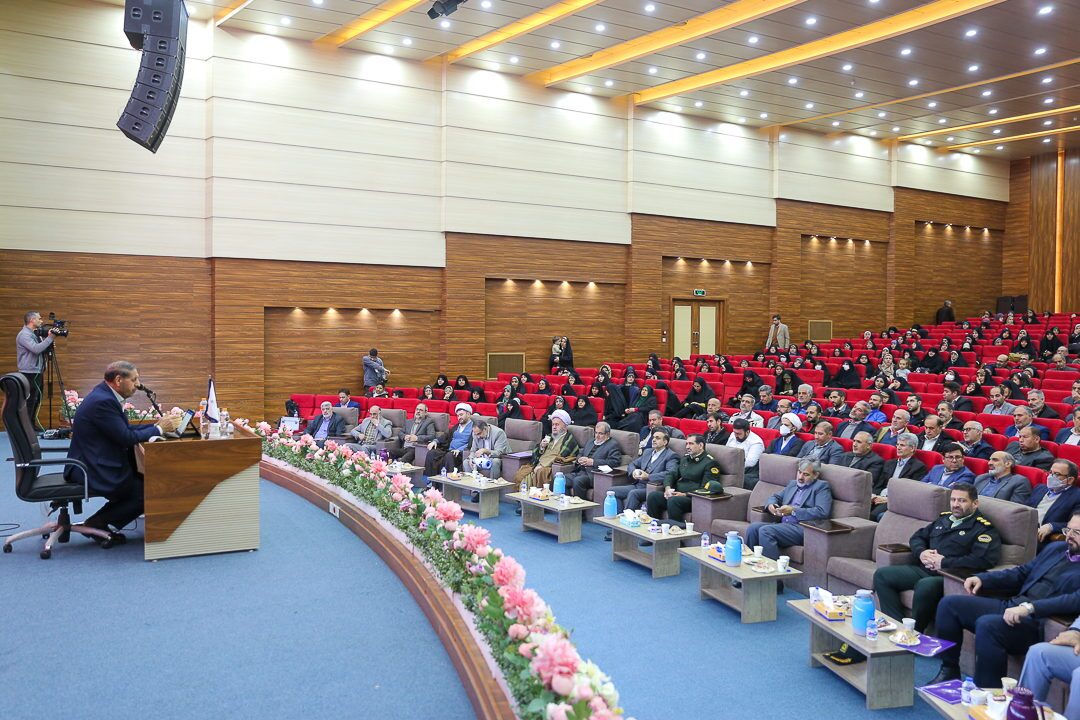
left=693, top=289, right=707, bottom=297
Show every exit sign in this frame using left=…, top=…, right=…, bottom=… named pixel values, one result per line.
left=693, top=289, right=707, bottom=297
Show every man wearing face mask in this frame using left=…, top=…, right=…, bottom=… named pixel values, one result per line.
left=836, top=401, right=875, bottom=440
left=1028, top=460, right=1080, bottom=544
left=767, top=412, right=805, bottom=459
left=974, top=451, right=1032, bottom=504
left=874, top=483, right=1000, bottom=632
left=745, top=459, right=832, bottom=560
left=725, top=418, right=764, bottom=489
left=930, top=510, right=1080, bottom=687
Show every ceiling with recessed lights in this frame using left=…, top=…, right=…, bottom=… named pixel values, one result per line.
left=177, top=0, right=1079, bottom=158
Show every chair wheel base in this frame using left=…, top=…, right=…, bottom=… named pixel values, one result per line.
left=98, top=532, right=127, bottom=549
left=2, top=544, right=11, bottom=553
left=40, top=549, right=51, bottom=560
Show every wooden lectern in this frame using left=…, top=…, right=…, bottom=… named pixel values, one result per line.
left=138, top=435, right=262, bottom=561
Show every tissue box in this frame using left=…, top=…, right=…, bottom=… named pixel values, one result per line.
left=619, top=515, right=641, bottom=528
left=812, top=602, right=845, bottom=621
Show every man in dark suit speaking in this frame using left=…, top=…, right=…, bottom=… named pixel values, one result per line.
left=65, top=360, right=178, bottom=542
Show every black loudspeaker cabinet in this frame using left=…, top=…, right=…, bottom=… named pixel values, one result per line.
left=117, top=1, right=188, bottom=153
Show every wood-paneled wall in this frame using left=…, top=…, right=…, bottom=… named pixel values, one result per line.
left=1004, top=159, right=1031, bottom=298
left=660, top=258, right=770, bottom=354
left=1062, top=150, right=1080, bottom=312
left=1029, top=153, right=1060, bottom=313
left=913, top=225, right=1004, bottom=322
left=0, top=250, right=211, bottom=425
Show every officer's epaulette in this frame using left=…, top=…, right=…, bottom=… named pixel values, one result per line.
left=977, top=516, right=992, bottom=525
left=940, top=511, right=951, bottom=516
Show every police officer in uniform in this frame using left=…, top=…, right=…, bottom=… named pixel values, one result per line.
left=873, top=482, right=1000, bottom=631
left=645, top=433, right=723, bottom=524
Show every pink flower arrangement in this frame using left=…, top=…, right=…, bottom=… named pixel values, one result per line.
left=459, top=525, right=491, bottom=555
left=498, top=586, right=546, bottom=625
left=434, top=501, right=464, bottom=532
left=370, top=459, right=388, bottom=475
left=492, top=555, right=526, bottom=589
left=530, top=634, right=580, bottom=694
left=422, top=488, right=443, bottom=505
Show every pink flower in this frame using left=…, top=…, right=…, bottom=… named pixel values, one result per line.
left=460, top=525, right=491, bottom=554
left=571, top=682, right=594, bottom=702
left=588, top=706, right=617, bottom=720
left=550, top=673, right=574, bottom=697
left=508, top=623, right=529, bottom=640
left=399, top=499, right=414, bottom=512
left=498, top=586, right=545, bottom=624
left=371, top=459, right=388, bottom=475
left=518, top=642, right=536, bottom=659
left=492, top=556, right=526, bottom=589
left=434, top=501, right=464, bottom=524
left=339, top=446, right=355, bottom=459
left=122, top=402, right=135, bottom=411
left=422, top=488, right=443, bottom=505
left=530, top=634, right=580, bottom=691
left=324, top=439, right=338, bottom=452
left=390, top=473, right=413, bottom=494
left=546, top=703, right=573, bottom=720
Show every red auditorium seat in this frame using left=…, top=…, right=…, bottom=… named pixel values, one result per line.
left=964, top=457, right=990, bottom=476
left=1056, top=443, right=1080, bottom=464
left=393, top=397, right=420, bottom=414
left=873, top=444, right=898, bottom=460
left=914, top=450, right=943, bottom=469
left=426, top=400, right=450, bottom=413
left=682, top=419, right=708, bottom=435
left=1015, top=464, right=1048, bottom=487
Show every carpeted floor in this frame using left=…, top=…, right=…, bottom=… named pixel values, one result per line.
left=2, top=433, right=940, bottom=718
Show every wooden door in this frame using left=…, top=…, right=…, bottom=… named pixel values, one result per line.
left=671, top=300, right=722, bottom=357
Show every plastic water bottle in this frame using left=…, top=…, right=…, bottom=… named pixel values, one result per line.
left=440, top=466, right=448, bottom=479
left=220, top=408, right=231, bottom=436
left=724, top=531, right=742, bottom=567
left=603, top=491, right=618, bottom=518
left=520, top=480, right=528, bottom=495
left=700, top=531, right=710, bottom=548
left=865, top=618, right=879, bottom=642
left=852, top=589, right=875, bottom=637
left=553, top=472, right=566, bottom=495
left=961, top=677, right=975, bottom=705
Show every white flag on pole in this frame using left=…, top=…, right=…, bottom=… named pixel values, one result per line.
left=206, top=376, right=219, bottom=423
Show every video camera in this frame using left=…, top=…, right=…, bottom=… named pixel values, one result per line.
left=34, top=312, right=69, bottom=338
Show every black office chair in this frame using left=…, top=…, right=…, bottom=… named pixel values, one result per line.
left=1, top=372, right=113, bottom=558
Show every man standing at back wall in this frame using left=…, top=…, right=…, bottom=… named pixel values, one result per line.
left=16, top=311, right=62, bottom=431
left=765, top=314, right=790, bottom=350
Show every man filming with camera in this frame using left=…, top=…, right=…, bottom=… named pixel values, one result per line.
left=16, top=311, right=62, bottom=431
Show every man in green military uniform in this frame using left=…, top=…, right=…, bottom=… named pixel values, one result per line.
left=645, top=434, right=724, bottom=524
left=873, top=482, right=1001, bottom=631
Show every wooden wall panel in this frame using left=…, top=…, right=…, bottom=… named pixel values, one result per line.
left=799, top=237, right=888, bottom=339
left=484, top=280, right=625, bottom=375
left=0, top=250, right=211, bottom=425
left=630, top=215, right=774, bottom=358
left=1029, top=153, right=1059, bottom=312
left=1003, top=159, right=1031, bottom=297
left=1062, top=149, right=1080, bottom=312
left=913, top=225, right=1003, bottom=322
left=661, top=258, right=770, bottom=354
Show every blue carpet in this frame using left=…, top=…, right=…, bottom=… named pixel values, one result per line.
left=0, top=434, right=474, bottom=720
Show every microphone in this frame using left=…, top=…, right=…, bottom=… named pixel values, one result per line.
left=138, top=383, right=155, bottom=395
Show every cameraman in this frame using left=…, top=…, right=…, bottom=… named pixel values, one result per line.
left=16, top=311, right=60, bottom=430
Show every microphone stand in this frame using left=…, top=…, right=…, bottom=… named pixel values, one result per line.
left=142, top=387, right=164, bottom=418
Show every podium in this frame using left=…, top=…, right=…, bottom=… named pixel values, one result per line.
left=138, top=436, right=262, bottom=561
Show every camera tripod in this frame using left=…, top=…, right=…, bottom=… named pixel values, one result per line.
left=38, top=341, right=70, bottom=438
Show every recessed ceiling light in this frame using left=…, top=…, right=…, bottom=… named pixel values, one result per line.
left=440, top=19, right=451, bottom=27
left=644, top=3, right=655, bottom=11
left=760, top=112, right=768, bottom=119
left=988, top=108, right=998, bottom=115
left=1043, top=137, right=1052, bottom=143
left=738, top=117, right=746, bottom=123
left=869, top=130, right=877, bottom=135
left=510, top=56, right=518, bottom=63
left=739, top=89, right=749, bottom=97
left=805, top=16, right=817, bottom=25
left=964, top=28, right=977, bottom=37
left=1043, top=119, right=1053, bottom=126
left=1043, top=97, right=1055, bottom=104
left=550, top=40, right=561, bottom=49
left=868, top=0, right=879, bottom=3
left=968, top=64, right=980, bottom=72
left=787, top=77, right=798, bottom=84
left=900, top=47, right=912, bottom=56
left=648, top=66, right=657, bottom=74
left=992, top=128, right=1001, bottom=134
left=972, top=148, right=980, bottom=153
left=695, top=51, right=706, bottom=60
left=924, top=140, right=933, bottom=145
left=1034, top=46, right=1047, bottom=55
left=908, top=79, right=919, bottom=86
left=842, top=63, right=853, bottom=71
left=1038, top=5, right=1053, bottom=15
left=996, top=145, right=1004, bottom=150
left=312, top=0, right=323, bottom=4
left=1041, top=76, right=1053, bottom=84
left=831, top=120, right=840, bottom=126
left=928, top=101, right=938, bottom=108
left=981, top=90, right=992, bottom=97
left=280, top=16, right=291, bottom=24
left=804, top=102, right=814, bottom=109
left=946, top=136, right=954, bottom=141
left=938, top=118, right=947, bottom=124
left=748, top=35, right=759, bottom=44
left=694, top=100, right=703, bottom=108
left=891, top=126, right=900, bottom=131
left=604, top=79, right=613, bottom=86
left=481, top=0, right=492, bottom=7
left=877, top=111, right=887, bottom=118
left=403, top=37, right=413, bottom=45
left=594, top=23, right=605, bottom=31
left=855, top=91, right=865, bottom=99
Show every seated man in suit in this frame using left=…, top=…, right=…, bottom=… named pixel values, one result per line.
left=767, top=412, right=805, bottom=458
left=790, top=384, right=816, bottom=414
left=387, top=403, right=437, bottom=465
left=943, top=381, right=974, bottom=413
left=1005, top=406, right=1051, bottom=440
left=336, top=388, right=361, bottom=409
left=645, top=434, right=724, bottom=525
left=346, top=404, right=393, bottom=455
left=797, top=421, right=845, bottom=465
left=937, top=402, right=965, bottom=432
left=919, top=416, right=947, bottom=453
left=924, top=442, right=976, bottom=488
left=765, top=398, right=793, bottom=429
left=754, top=384, right=778, bottom=413
left=1027, top=390, right=1061, bottom=420
left=307, top=401, right=348, bottom=447
left=725, top=418, right=764, bottom=488
left=1056, top=406, right=1080, bottom=446
left=875, top=409, right=911, bottom=446
left=702, top=412, right=730, bottom=446
left=905, top=393, right=929, bottom=427
left=865, top=392, right=888, bottom=424
left=569, top=421, right=623, bottom=499
left=465, top=415, right=510, bottom=479
left=637, top=410, right=683, bottom=452
left=841, top=431, right=884, bottom=489
left=1030, top=459, right=1080, bottom=544
left=974, top=451, right=1032, bottom=504
left=959, top=420, right=995, bottom=460
left=873, top=433, right=927, bottom=521
left=1019, top=615, right=1080, bottom=719
left=982, top=386, right=1018, bottom=416
left=731, top=394, right=764, bottom=428
left=65, top=360, right=179, bottom=541
left=930, top=510, right=1080, bottom=687
left=621, top=430, right=680, bottom=516
left=836, top=401, right=875, bottom=440
left=824, top=389, right=851, bottom=419
left=1011, top=426, right=1056, bottom=471
left=745, top=459, right=832, bottom=560
left=692, top=396, right=725, bottom=422
left=874, top=483, right=1001, bottom=632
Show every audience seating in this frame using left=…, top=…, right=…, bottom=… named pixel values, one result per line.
left=498, top=419, right=544, bottom=482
